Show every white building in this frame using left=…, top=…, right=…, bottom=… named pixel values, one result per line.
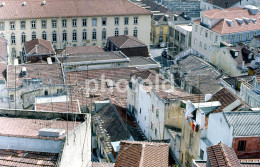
left=0, top=0, right=151, bottom=63
left=192, top=6, right=260, bottom=61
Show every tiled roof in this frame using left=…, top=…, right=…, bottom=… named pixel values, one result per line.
left=0, top=116, right=81, bottom=140
left=24, top=39, right=55, bottom=55
left=223, top=111, right=260, bottom=136
left=7, top=64, right=64, bottom=88
left=207, top=142, right=241, bottom=167
left=66, top=67, right=145, bottom=107
left=129, top=56, right=158, bottom=66
left=108, top=35, right=147, bottom=49
left=205, top=0, right=241, bottom=8
left=200, top=8, right=260, bottom=34
left=0, top=62, right=6, bottom=81
left=92, top=162, right=115, bottom=167
left=131, top=69, right=167, bottom=85
left=222, top=75, right=254, bottom=90
left=0, top=149, right=58, bottom=167
left=35, top=101, right=80, bottom=113
left=0, top=0, right=151, bottom=20
left=177, top=55, right=222, bottom=94
left=59, top=51, right=127, bottom=63
left=64, top=46, right=104, bottom=56
left=0, top=37, right=7, bottom=62
left=115, top=140, right=169, bottom=167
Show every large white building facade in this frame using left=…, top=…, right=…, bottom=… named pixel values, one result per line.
left=0, top=0, right=151, bottom=63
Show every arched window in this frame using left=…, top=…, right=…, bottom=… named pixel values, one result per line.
left=133, top=27, right=138, bottom=38
left=92, top=29, right=97, bottom=40
left=21, top=32, right=26, bottom=43
left=32, top=31, right=36, bottom=40
left=82, top=29, right=87, bottom=41
left=52, top=31, right=57, bottom=42
left=114, top=28, right=119, bottom=36
left=42, top=31, right=47, bottom=40
left=62, top=30, right=67, bottom=42
left=102, top=28, right=106, bottom=40
left=11, top=33, right=15, bottom=44
left=72, top=30, right=77, bottom=41
left=124, top=27, right=128, bottom=35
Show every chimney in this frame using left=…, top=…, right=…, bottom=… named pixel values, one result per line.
left=22, top=2, right=26, bottom=6
left=204, top=94, right=212, bottom=102
left=35, top=44, right=38, bottom=54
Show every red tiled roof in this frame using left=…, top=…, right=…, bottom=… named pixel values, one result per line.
left=64, top=46, right=104, bottom=56
left=115, top=140, right=169, bottom=167
left=199, top=8, right=260, bottom=34
left=0, top=0, right=151, bottom=20
left=92, top=162, right=115, bottom=167
left=0, top=117, right=81, bottom=140
left=35, top=101, right=80, bottom=113
left=24, top=39, right=55, bottom=55
left=207, top=142, right=241, bottom=167
left=108, top=35, right=147, bottom=49
left=7, top=64, right=64, bottom=88
left=0, top=149, right=58, bottom=167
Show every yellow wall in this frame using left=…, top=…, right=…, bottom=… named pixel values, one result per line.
left=151, top=22, right=169, bottom=46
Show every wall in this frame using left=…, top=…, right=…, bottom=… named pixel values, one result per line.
left=0, top=82, right=9, bottom=108
left=232, top=136, right=260, bottom=159
left=0, top=136, right=63, bottom=153
left=240, top=83, right=260, bottom=108
left=58, top=114, right=91, bottom=167
left=164, top=100, right=183, bottom=129
left=2, top=15, right=151, bottom=63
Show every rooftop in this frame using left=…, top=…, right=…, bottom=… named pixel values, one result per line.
left=205, top=0, right=241, bottom=9
left=24, top=39, right=55, bottom=55
left=59, top=51, right=128, bottom=63
left=207, top=142, right=241, bottom=167
left=35, top=100, right=81, bottom=113
left=0, top=116, right=81, bottom=140
left=115, top=140, right=169, bottom=167
left=0, top=149, right=58, bottom=167
left=7, top=64, right=64, bottom=88
left=222, top=74, right=254, bottom=90
left=177, top=24, right=193, bottom=32
left=129, top=56, right=159, bottom=67
left=0, top=0, right=151, bottom=20
left=108, top=35, right=147, bottom=49
left=63, top=46, right=104, bottom=56
left=200, top=7, right=260, bottom=34
left=92, top=162, right=115, bottom=167
left=223, top=111, right=260, bottom=136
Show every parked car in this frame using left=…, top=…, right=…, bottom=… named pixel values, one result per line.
left=161, top=48, right=167, bottom=57
left=160, top=42, right=166, bottom=48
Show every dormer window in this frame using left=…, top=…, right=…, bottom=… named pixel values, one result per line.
left=252, top=19, right=256, bottom=23
left=242, top=17, right=251, bottom=24
left=236, top=18, right=244, bottom=25
left=225, top=19, right=234, bottom=27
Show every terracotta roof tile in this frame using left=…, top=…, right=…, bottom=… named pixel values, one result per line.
left=35, top=101, right=80, bottom=113
left=63, top=46, right=104, bottom=56
left=92, top=162, right=115, bottom=167
left=0, top=0, right=151, bottom=20
left=115, top=141, right=169, bottom=167
left=0, top=116, right=81, bottom=140
left=108, top=35, right=147, bottom=49
left=207, top=142, right=241, bottom=167
left=0, top=149, right=58, bottom=167
left=24, top=39, right=55, bottom=55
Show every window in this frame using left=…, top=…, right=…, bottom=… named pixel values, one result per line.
left=92, top=18, right=97, bottom=26
left=231, top=35, right=235, bottom=43
left=124, top=28, right=128, bottom=35
left=102, top=28, right=106, bottom=40
left=42, top=31, right=47, bottom=40
left=115, top=17, right=119, bottom=25
left=124, top=17, right=129, bottom=25
left=194, top=38, right=197, bottom=44
left=189, top=133, right=193, bottom=148
left=72, top=19, right=77, bottom=27
left=205, top=30, right=208, bottom=38
left=160, top=27, right=163, bottom=34
left=92, top=29, right=97, bottom=40
left=246, top=33, right=250, bottom=40
left=195, top=25, right=198, bottom=32
left=21, top=32, right=26, bottom=43
left=200, top=28, right=203, bottom=35
left=175, top=30, right=179, bottom=41
left=155, top=128, right=158, bottom=136
left=133, top=28, right=138, bottom=37
left=151, top=122, right=153, bottom=130
left=200, top=41, right=202, bottom=47
left=52, top=19, right=57, bottom=28
left=62, top=30, right=67, bottom=42
left=139, top=108, right=141, bottom=114
left=10, top=95, right=14, bottom=102
left=41, top=20, right=46, bottom=29
left=44, top=90, right=48, bottom=96
left=0, top=21, right=4, bottom=30
left=62, top=19, right=67, bottom=27
left=32, top=32, right=36, bottom=40
left=52, top=31, right=57, bottom=42
left=238, top=140, right=246, bottom=151
left=133, top=16, right=138, bottom=24
left=253, top=32, right=257, bottom=37
left=82, top=18, right=87, bottom=27
left=82, top=29, right=87, bottom=41
left=20, top=21, right=26, bottom=29
left=102, top=18, right=107, bottom=26
left=200, top=149, right=204, bottom=160
left=210, top=32, right=213, bottom=39
left=152, top=104, right=154, bottom=112
left=72, top=30, right=77, bottom=41
left=10, top=21, right=15, bottom=30
left=239, top=34, right=242, bottom=41
left=204, top=43, right=207, bottom=50
left=31, top=20, right=36, bottom=29
left=57, top=89, right=62, bottom=95
left=115, top=28, right=119, bottom=36
left=11, top=33, right=15, bottom=44
left=156, top=109, right=159, bottom=118
left=215, top=35, right=218, bottom=42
